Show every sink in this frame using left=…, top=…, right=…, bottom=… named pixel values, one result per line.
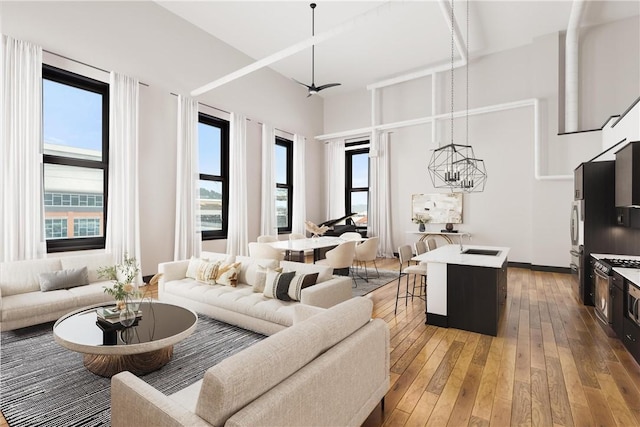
left=461, top=248, right=501, bottom=256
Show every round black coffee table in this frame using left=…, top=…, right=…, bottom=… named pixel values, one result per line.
left=53, top=301, right=197, bottom=377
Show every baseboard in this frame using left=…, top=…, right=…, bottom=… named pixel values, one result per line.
left=426, top=313, right=447, bottom=327
left=531, top=265, right=571, bottom=274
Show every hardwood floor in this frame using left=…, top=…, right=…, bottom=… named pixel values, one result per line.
left=363, top=258, right=640, bottom=427
left=3, top=259, right=640, bottom=427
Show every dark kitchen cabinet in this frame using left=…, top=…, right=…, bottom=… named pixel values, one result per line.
left=575, top=161, right=616, bottom=305
left=622, top=317, right=640, bottom=364
left=615, top=141, right=640, bottom=207
left=447, top=260, right=507, bottom=337
left=611, top=271, right=624, bottom=337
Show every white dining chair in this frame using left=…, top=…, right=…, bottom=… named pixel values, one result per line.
left=316, top=241, right=357, bottom=286
left=340, top=232, right=362, bottom=241
left=257, top=235, right=278, bottom=243
left=354, top=237, right=379, bottom=282
left=248, top=242, right=284, bottom=261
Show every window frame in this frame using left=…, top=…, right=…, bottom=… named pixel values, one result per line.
left=275, top=137, right=293, bottom=234
left=198, top=113, right=230, bottom=240
left=43, top=64, right=109, bottom=253
left=345, top=142, right=370, bottom=232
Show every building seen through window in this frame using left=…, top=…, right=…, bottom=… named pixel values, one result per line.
left=43, top=65, right=108, bottom=251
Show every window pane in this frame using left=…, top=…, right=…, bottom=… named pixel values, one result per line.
left=199, top=180, right=223, bottom=232
left=43, top=79, right=103, bottom=161
left=351, top=153, right=369, bottom=187
left=73, top=218, right=101, bottom=237
left=43, top=164, right=104, bottom=240
left=276, top=188, right=289, bottom=228
left=350, top=191, right=368, bottom=227
left=198, top=123, right=221, bottom=176
left=275, top=144, right=287, bottom=184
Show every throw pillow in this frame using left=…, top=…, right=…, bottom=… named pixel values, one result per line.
left=287, top=272, right=319, bottom=301
left=252, top=266, right=283, bottom=293
left=195, top=260, right=220, bottom=285
left=263, top=270, right=296, bottom=301
left=186, top=257, right=208, bottom=279
left=38, top=267, right=89, bottom=292
left=215, top=262, right=242, bottom=287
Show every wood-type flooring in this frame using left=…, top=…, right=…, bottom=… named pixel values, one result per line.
left=3, top=258, right=640, bottom=427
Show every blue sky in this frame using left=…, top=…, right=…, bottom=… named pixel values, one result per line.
left=43, top=79, right=102, bottom=153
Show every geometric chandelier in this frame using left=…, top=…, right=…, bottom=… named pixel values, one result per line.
left=428, top=0, right=487, bottom=193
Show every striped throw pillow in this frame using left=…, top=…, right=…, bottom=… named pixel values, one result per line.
left=263, top=270, right=319, bottom=301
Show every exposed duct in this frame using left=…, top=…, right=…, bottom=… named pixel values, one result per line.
left=565, top=0, right=586, bottom=133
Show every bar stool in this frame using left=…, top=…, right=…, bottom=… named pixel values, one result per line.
left=395, top=245, right=427, bottom=314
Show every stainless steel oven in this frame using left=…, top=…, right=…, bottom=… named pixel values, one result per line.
left=593, top=262, right=612, bottom=325
left=628, top=285, right=640, bottom=327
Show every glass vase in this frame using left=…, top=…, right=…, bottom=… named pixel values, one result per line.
left=419, top=223, right=426, bottom=232
left=119, top=305, right=136, bottom=327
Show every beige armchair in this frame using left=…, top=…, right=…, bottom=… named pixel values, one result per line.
left=354, top=237, right=379, bottom=282
left=248, top=242, right=284, bottom=261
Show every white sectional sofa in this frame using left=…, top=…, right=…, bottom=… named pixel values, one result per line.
left=111, top=297, right=390, bottom=427
left=158, top=252, right=353, bottom=335
left=0, top=252, right=116, bottom=331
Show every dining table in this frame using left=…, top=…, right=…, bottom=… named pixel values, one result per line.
left=269, top=235, right=365, bottom=262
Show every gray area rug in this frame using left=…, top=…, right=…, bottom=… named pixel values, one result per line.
left=0, top=315, right=265, bottom=427
left=352, top=268, right=399, bottom=297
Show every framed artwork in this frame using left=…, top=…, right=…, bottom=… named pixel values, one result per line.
left=412, top=193, right=463, bottom=224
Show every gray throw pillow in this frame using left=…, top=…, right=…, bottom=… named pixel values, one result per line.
left=38, top=267, right=89, bottom=292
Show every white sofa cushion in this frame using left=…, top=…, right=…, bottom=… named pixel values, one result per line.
left=0, top=258, right=62, bottom=296
left=279, top=260, right=332, bottom=283
left=67, top=281, right=115, bottom=307
left=1, top=290, right=77, bottom=322
left=59, top=252, right=114, bottom=283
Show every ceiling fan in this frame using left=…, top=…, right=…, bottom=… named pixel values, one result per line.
left=293, top=3, right=341, bottom=97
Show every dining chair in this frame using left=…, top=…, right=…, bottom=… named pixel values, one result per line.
left=257, top=235, right=278, bottom=243
left=316, top=240, right=357, bottom=286
left=395, top=245, right=427, bottom=314
left=340, top=232, right=362, bottom=241
left=415, top=240, right=428, bottom=256
left=354, top=237, right=379, bottom=282
left=427, top=238, right=438, bottom=251
left=248, top=242, right=284, bottom=261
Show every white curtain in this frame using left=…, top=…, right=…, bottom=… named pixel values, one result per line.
left=174, top=95, right=201, bottom=260
left=0, top=36, right=44, bottom=262
left=226, top=113, right=248, bottom=256
left=325, top=140, right=345, bottom=220
left=260, top=124, right=276, bottom=236
left=106, top=72, right=141, bottom=271
left=368, top=132, right=394, bottom=257
left=291, top=134, right=307, bottom=235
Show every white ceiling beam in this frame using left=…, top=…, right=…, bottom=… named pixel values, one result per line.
left=190, top=1, right=395, bottom=97
left=366, top=0, right=467, bottom=91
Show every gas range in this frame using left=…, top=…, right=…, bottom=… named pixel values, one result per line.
left=592, top=255, right=640, bottom=275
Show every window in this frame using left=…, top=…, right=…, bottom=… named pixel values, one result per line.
left=275, top=137, right=293, bottom=233
left=345, top=143, right=370, bottom=230
left=43, top=65, right=109, bottom=252
left=198, top=113, right=230, bottom=239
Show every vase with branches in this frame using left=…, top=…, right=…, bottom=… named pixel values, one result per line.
left=98, top=253, right=142, bottom=312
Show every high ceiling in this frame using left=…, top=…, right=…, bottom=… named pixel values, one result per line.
left=157, top=1, right=640, bottom=98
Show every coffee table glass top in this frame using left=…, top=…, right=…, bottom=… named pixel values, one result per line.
left=54, top=301, right=197, bottom=348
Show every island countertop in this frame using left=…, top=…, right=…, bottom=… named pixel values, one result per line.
left=412, top=244, right=510, bottom=268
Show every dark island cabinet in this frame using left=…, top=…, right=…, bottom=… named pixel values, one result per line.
left=447, top=259, right=507, bottom=337
left=611, top=271, right=624, bottom=337
left=623, top=317, right=640, bottom=362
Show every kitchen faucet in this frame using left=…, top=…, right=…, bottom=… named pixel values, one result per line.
left=459, top=234, right=464, bottom=253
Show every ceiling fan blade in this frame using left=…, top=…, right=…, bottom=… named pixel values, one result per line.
left=315, top=83, right=342, bottom=92
left=292, top=78, right=312, bottom=90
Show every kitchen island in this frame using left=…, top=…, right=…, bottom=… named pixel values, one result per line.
left=413, top=244, right=510, bottom=336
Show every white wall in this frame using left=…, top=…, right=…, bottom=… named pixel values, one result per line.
left=1, top=1, right=325, bottom=275
left=324, top=16, right=639, bottom=267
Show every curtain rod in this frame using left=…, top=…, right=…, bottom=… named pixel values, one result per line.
left=169, top=92, right=294, bottom=137
left=43, top=49, right=149, bottom=87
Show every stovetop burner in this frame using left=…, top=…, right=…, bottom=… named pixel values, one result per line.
left=602, top=258, right=640, bottom=269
